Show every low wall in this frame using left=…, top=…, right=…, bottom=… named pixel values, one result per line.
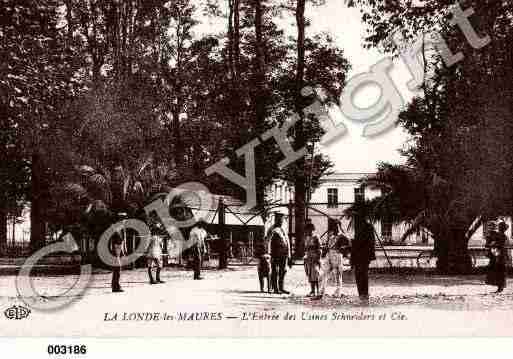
left=0, top=254, right=81, bottom=266
left=371, top=246, right=512, bottom=269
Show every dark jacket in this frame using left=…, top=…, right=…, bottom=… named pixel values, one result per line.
left=486, top=231, right=507, bottom=287
left=305, top=235, right=320, bottom=252
left=335, top=234, right=351, bottom=258
left=351, top=222, right=376, bottom=265
left=269, top=227, right=290, bottom=258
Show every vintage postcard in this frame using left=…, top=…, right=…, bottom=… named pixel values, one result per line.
left=2, top=0, right=513, bottom=343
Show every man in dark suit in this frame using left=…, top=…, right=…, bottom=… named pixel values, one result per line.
left=351, top=214, right=376, bottom=302
left=267, top=213, right=292, bottom=294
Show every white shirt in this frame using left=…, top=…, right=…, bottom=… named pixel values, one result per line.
left=147, top=236, right=163, bottom=258
left=62, top=232, right=79, bottom=252
left=189, top=227, right=208, bottom=253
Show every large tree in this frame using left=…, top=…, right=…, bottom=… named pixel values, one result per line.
left=348, top=0, right=513, bottom=273
left=4, top=0, right=350, bottom=255
left=0, top=1, right=80, bottom=250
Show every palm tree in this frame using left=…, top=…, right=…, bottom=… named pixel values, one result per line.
left=345, top=162, right=480, bottom=273
left=51, top=155, right=180, bottom=241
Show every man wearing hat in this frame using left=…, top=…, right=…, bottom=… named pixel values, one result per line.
left=146, top=233, right=165, bottom=284
left=267, top=213, right=292, bottom=294
left=351, top=213, right=376, bottom=302
left=189, top=219, right=208, bottom=280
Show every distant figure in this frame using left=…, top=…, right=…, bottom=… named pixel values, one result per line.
left=257, top=253, right=272, bottom=292
left=111, top=232, right=124, bottom=293
left=486, top=221, right=508, bottom=293
left=62, top=231, right=79, bottom=252
left=304, top=220, right=321, bottom=296
left=305, top=219, right=315, bottom=238
left=267, top=213, right=292, bottom=294
left=304, top=219, right=320, bottom=296
left=146, top=234, right=165, bottom=284
left=255, top=230, right=272, bottom=292
left=351, top=216, right=376, bottom=302
left=189, top=220, right=208, bottom=280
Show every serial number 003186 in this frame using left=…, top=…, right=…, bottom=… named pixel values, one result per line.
left=47, top=344, right=87, bottom=355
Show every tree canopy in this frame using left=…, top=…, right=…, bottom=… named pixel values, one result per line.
left=1, top=0, right=351, bottom=253
left=346, top=0, right=513, bottom=273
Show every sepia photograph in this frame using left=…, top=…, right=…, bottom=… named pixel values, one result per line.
left=1, top=0, right=513, bottom=346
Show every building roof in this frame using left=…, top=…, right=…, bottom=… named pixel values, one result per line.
left=319, top=172, right=374, bottom=184
left=191, top=193, right=264, bottom=226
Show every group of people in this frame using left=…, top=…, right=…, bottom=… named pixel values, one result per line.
left=145, top=220, right=209, bottom=285
left=111, top=220, right=209, bottom=293
left=304, top=220, right=349, bottom=298
left=110, top=211, right=510, bottom=296
left=264, top=212, right=376, bottom=301
left=266, top=215, right=511, bottom=300
left=304, top=216, right=376, bottom=300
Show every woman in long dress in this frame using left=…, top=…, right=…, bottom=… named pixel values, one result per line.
left=304, top=220, right=321, bottom=296
left=486, top=221, right=508, bottom=293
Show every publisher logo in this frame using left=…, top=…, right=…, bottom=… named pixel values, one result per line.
left=4, top=305, right=31, bottom=320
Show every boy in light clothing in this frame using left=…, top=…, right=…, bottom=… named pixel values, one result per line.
left=147, top=235, right=165, bottom=284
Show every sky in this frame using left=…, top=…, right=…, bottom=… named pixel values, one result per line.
left=306, top=2, right=414, bottom=173
left=197, top=1, right=418, bottom=173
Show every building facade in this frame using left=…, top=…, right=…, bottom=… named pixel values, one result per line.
left=266, top=172, right=496, bottom=246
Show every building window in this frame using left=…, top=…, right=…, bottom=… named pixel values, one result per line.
left=354, top=186, right=365, bottom=203
left=327, top=188, right=338, bottom=208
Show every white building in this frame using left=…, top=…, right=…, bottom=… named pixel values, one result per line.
left=266, top=173, right=387, bottom=241
left=266, top=172, right=495, bottom=246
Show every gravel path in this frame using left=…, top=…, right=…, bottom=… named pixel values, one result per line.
left=1, top=265, right=512, bottom=336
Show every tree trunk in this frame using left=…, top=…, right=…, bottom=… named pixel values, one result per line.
left=0, top=209, right=6, bottom=255
left=64, top=0, right=73, bottom=45
left=253, top=0, right=266, bottom=207
left=30, top=153, right=46, bottom=252
left=173, top=11, right=185, bottom=167
left=293, top=0, right=306, bottom=259
left=294, top=181, right=306, bottom=258
left=173, top=103, right=184, bottom=166
left=233, top=0, right=240, bottom=83
left=447, top=228, right=472, bottom=274
left=227, top=0, right=234, bottom=80
left=434, top=237, right=449, bottom=273
left=218, top=199, right=228, bottom=269
left=435, top=228, right=472, bottom=274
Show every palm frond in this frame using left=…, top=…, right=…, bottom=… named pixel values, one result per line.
left=137, top=154, right=153, bottom=177
left=89, top=173, right=108, bottom=187
left=63, top=183, right=88, bottom=199
left=399, top=212, right=427, bottom=242
left=76, top=165, right=95, bottom=176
